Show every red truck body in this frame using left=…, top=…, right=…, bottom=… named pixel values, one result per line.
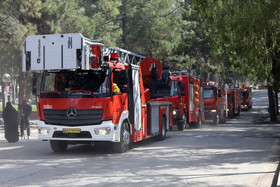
left=241, top=87, right=252, bottom=110
left=180, top=74, right=205, bottom=128
left=24, top=33, right=173, bottom=153
left=203, top=82, right=226, bottom=124
left=227, top=89, right=241, bottom=116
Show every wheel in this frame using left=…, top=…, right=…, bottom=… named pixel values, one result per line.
left=213, top=112, right=219, bottom=125
left=158, top=117, right=166, bottom=141
left=50, top=140, right=68, bottom=152
left=196, top=113, right=202, bottom=128
left=219, top=111, right=226, bottom=124
left=229, top=109, right=234, bottom=118
left=237, top=107, right=241, bottom=116
left=177, top=122, right=183, bottom=131
left=114, top=121, right=131, bottom=153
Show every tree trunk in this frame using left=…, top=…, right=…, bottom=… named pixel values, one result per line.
left=121, top=0, right=128, bottom=48
left=1, top=83, right=5, bottom=110
left=275, top=89, right=279, bottom=116
left=268, top=86, right=277, bottom=122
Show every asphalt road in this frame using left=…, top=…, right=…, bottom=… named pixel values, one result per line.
left=0, top=89, right=279, bottom=187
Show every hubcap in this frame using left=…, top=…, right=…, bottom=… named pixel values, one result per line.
left=162, top=124, right=165, bottom=136
left=123, top=129, right=130, bottom=145
left=182, top=114, right=186, bottom=124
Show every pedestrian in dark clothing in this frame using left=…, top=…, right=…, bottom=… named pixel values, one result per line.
left=20, top=100, right=32, bottom=140
left=2, top=102, right=19, bottom=143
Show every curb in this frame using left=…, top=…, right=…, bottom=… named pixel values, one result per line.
left=272, top=161, right=280, bottom=187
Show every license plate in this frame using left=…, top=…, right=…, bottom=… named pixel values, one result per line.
left=63, top=128, right=81, bottom=133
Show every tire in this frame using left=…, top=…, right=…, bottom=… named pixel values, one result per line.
left=50, top=140, right=68, bottom=152
left=158, top=117, right=166, bottom=141
left=220, top=111, right=226, bottom=124
left=196, top=113, right=202, bottom=128
left=237, top=107, right=241, bottom=116
left=177, top=112, right=186, bottom=131
left=213, top=112, right=219, bottom=125
left=189, top=122, right=195, bottom=128
left=114, top=121, right=131, bottom=153
left=177, top=122, right=183, bottom=131
left=230, top=109, right=234, bottom=118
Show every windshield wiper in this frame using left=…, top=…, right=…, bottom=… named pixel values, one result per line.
left=70, top=90, right=93, bottom=94
left=41, top=91, right=62, bottom=95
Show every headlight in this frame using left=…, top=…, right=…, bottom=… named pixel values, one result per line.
left=210, top=109, right=217, bottom=113
left=173, top=110, right=177, bottom=115
left=94, top=127, right=111, bottom=135
left=38, top=127, right=50, bottom=135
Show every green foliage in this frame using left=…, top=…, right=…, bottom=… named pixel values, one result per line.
left=191, top=0, right=280, bottom=86
left=0, top=0, right=210, bottom=101
left=0, top=0, right=95, bottom=101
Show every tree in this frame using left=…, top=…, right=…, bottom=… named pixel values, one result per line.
left=191, top=0, right=280, bottom=121
left=120, top=0, right=185, bottom=68
left=0, top=0, right=94, bottom=104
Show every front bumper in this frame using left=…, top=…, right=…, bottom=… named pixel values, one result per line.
left=204, top=109, right=217, bottom=120
left=241, top=104, right=248, bottom=109
left=38, top=120, right=120, bottom=142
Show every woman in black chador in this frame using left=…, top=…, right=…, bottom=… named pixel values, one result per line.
left=2, top=102, right=19, bottom=143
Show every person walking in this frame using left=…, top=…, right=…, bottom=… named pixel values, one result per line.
left=20, top=100, right=32, bottom=140
left=2, top=102, right=19, bottom=143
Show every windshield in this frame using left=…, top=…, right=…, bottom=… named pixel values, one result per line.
left=41, top=69, right=110, bottom=98
left=204, top=88, right=215, bottom=99
left=170, top=80, right=178, bottom=96
left=241, top=92, right=248, bottom=99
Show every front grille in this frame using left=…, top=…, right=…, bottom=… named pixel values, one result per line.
left=204, top=103, right=212, bottom=107
left=43, top=109, right=103, bottom=126
left=53, top=131, right=92, bottom=138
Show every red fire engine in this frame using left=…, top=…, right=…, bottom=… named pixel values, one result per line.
left=227, top=89, right=241, bottom=116
left=146, top=74, right=186, bottom=130
left=168, top=72, right=205, bottom=129
left=23, top=33, right=173, bottom=153
left=180, top=73, right=205, bottom=128
left=203, top=82, right=226, bottom=124
left=226, top=90, right=234, bottom=118
left=241, top=87, right=252, bottom=110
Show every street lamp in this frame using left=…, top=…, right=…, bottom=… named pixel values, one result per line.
left=2, top=73, right=11, bottom=105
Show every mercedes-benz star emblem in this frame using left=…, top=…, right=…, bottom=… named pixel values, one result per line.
left=66, top=107, right=77, bottom=119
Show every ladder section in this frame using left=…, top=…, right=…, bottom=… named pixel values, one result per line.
left=106, top=47, right=146, bottom=65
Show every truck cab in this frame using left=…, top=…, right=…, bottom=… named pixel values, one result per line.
left=241, top=87, right=252, bottom=110
left=24, top=33, right=173, bottom=153
left=203, top=82, right=226, bottom=124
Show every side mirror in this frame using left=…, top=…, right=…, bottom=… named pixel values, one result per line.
left=121, top=86, right=128, bottom=93
left=121, top=69, right=128, bottom=85
left=218, top=90, right=221, bottom=98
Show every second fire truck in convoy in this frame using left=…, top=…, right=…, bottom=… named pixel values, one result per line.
left=180, top=72, right=205, bottom=128
left=241, top=87, right=252, bottom=110
left=165, top=71, right=205, bottom=130
left=203, top=82, right=227, bottom=124
left=23, top=33, right=173, bottom=153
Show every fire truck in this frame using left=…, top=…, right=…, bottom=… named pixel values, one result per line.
left=203, top=82, right=226, bottom=124
left=241, top=87, right=252, bottom=110
left=168, top=72, right=205, bottom=129
left=227, top=88, right=241, bottom=116
left=180, top=73, right=204, bottom=128
left=145, top=73, right=186, bottom=131
left=226, top=90, right=234, bottom=118
left=23, top=33, right=173, bottom=153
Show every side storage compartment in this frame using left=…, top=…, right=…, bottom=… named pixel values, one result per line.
left=147, top=102, right=172, bottom=140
